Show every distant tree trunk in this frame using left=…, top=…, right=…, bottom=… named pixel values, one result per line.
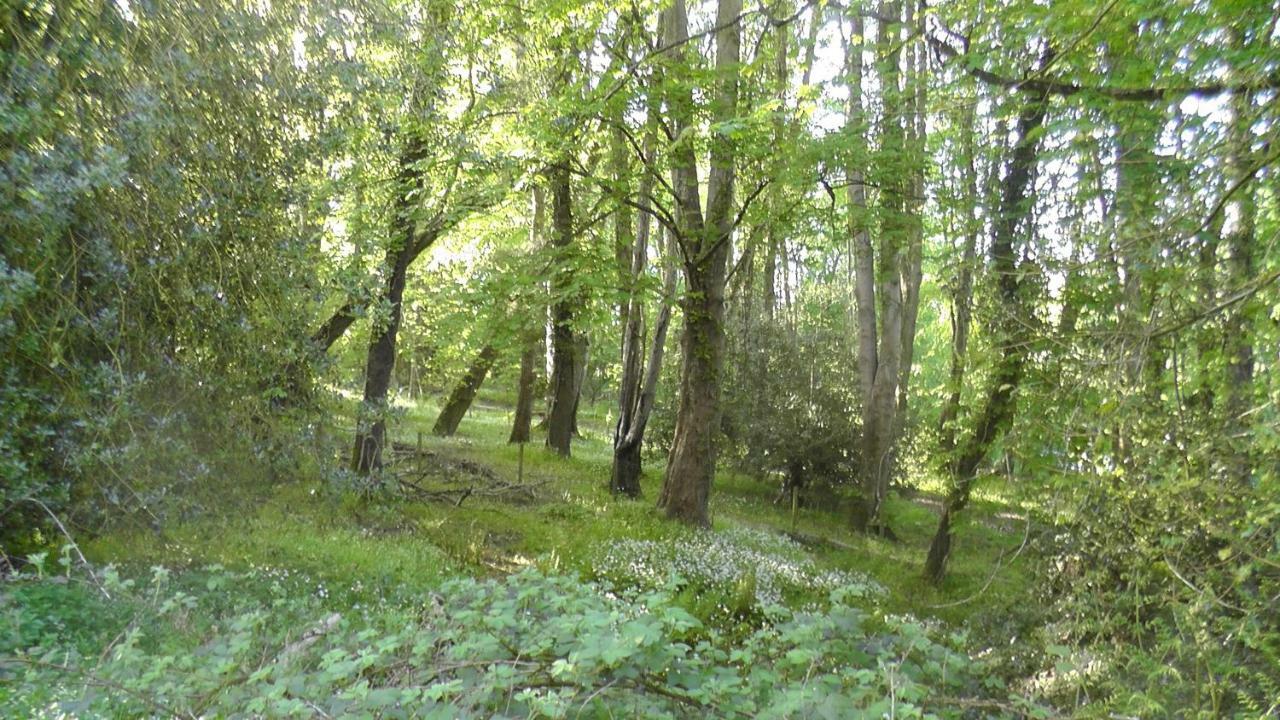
left=431, top=344, right=498, bottom=437
left=1224, top=81, right=1256, bottom=485
left=657, top=0, right=740, bottom=526
left=937, top=101, right=979, bottom=452
left=545, top=163, right=578, bottom=456
left=569, top=334, right=588, bottom=435
left=845, top=7, right=877, bottom=412
left=924, top=82, right=1050, bottom=584
left=509, top=339, right=536, bottom=444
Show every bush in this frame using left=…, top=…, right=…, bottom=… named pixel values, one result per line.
left=1, top=562, right=1044, bottom=718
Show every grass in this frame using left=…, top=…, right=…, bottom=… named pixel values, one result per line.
left=83, top=386, right=1036, bottom=632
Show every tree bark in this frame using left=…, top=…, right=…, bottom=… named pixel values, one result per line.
left=351, top=139, right=435, bottom=475
left=924, top=81, right=1050, bottom=583
left=846, top=7, right=878, bottom=412
left=937, top=101, right=979, bottom=452
left=852, top=0, right=907, bottom=533
left=613, top=226, right=678, bottom=497
left=431, top=344, right=499, bottom=437
left=350, top=241, right=415, bottom=474
left=545, top=163, right=578, bottom=457
left=509, top=339, right=537, bottom=444
left=1224, top=82, right=1257, bottom=485
left=657, top=0, right=740, bottom=526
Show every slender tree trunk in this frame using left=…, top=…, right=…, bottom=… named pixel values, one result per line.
left=509, top=339, right=536, bottom=444
left=852, top=0, right=907, bottom=533
left=657, top=0, right=740, bottom=526
left=546, top=163, right=578, bottom=456
left=431, top=344, right=498, bottom=437
left=896, top=5, right=926, bottom=422
left=351, top=244, right=414, bottom=474
left=845, top=8, right=877, bottom=411
left=569, top=335, right=589, bottom=436
left=924, top=83, right=1050, bottom=583
left=938, top=101, right=979, bottom=452
left=1224, top=82, right=1256, bottom=485
left=351, top=140, right=435, bottom=474
left=611, top=95, right=656, bottom=495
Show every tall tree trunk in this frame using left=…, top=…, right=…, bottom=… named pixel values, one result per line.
left=845, top=7, right=877, bottom=412
left=937, top=101, right=979, bottom=452
left=852, top=0, right=906, bottom=533
left=657, top=0, right=740, bottom=526
left=545, top=163, right=578, bottom=456
left=432, top=344, right=499, bottom=437
left=509, top=338, right=537, bottom=444
left=924, top=82, right=1050, bottom=583
left=351, top=139, right=434, bottom=475
left=896, top=3, right=926, bottom=422
left=612, top=95, right=657, bottom=495
left=1224, top=82, right=1257, bottom=485
left=614, top=232, right=678, bottom=497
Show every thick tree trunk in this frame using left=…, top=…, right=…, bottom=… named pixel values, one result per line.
left=657, top=0, right=740, bottom=526
left=509, top=340, right=536, bottom=444
left=545, top=164, right=578, bottom=456
left=660, top=276, right=729, bottom=525
left=431, top=344, right=498, bottom=437
left=924, top=83, right=1050, bottom=583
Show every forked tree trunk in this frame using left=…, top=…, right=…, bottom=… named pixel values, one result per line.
left=656, top=0, right=740, bottom=526
left=851, top=0, right=907, bottom=533
left=431, top=344, right=498, bottom=437
left=613, top=233, right=677, bottom=497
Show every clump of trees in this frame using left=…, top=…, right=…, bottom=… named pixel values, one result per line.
left=4, top=0, right=1279, bottom=714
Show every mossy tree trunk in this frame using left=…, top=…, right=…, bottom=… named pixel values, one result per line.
left=924, top=82, right=1050, bottom=583
left=656, top=0, right=741, bottom=526
left=432, top=344, right=498, bottom=437
left=545, top=162, right=578, bottom=457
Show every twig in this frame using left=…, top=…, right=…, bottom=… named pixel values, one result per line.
left=22, top=497, right=110, bottom=600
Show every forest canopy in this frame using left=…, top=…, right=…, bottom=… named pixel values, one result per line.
left=2, top=0, right=1278, bottom=716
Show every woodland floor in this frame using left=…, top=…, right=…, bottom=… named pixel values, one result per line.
left=83, top=388, right=1038, bottom=632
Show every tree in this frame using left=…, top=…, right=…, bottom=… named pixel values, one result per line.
left=432, top=344, right=499, bottom=437
left=924, top=77, right=1051, bottom=583
left=545, top=163, right=579, bottom=457
left=655, top=0, right=743, bottom=526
